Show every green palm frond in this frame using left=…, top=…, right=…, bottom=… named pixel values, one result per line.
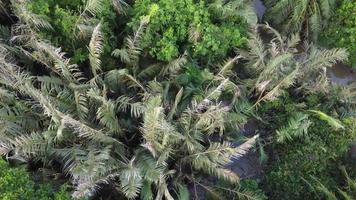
left=74, top=91, right=89, bottom=121
left=176, top=184, right=190, bottom=200
left=308, top=110, right=344, bottom=130
left=276, top=113, right=312, bottom=143
left=32, top=41, right=85, bottom=83
left=265, top=0, right=337, bottom=40
left=244, top=25, right=348, bottom=104
left=116, top=96, right=145, bottom=118
left=119, top=157, right=143, bottom=199
left=104, top=69, right=128, bottom=91
left=140, top=180, right=154, bottom=200
left=307, top=47, right=349, bottom=69
left=96, top=99, right=121, bottom=133
left=195, top=103, right=229, bottom=135
left=140, top=96, right=182, bottom=157
left=69, top=147, right=120, bottom=198
left=209, top=0, right=258, bottom=25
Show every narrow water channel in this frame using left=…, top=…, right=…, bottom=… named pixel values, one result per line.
left=328, top=63, right=356, bottom=85
left=251, top=0, right=266, bottom=22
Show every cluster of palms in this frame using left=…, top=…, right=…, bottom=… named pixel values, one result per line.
left=0, top=0, right=352, bottom=199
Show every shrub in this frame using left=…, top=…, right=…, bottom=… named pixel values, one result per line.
left=260, top=94, right=354, bottom=200
left=0, top=159, right=74, bottom=200
left=321, top=0, right=356, bottom=67
left=26, top=0, right=121, bottom=65
left=129, top=0, right=247, bottom=62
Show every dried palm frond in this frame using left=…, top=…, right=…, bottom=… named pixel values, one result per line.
left=89, top=22, right=104, bottom=76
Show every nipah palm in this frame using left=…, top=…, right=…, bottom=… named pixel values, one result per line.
left=0, top=1, right=260, bottom=199
left=265, top=0, right=337, bottom=41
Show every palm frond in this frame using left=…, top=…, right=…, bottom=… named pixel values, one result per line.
left=119, top=157, right=143, bottom=199
left=167, top=88, right=183, bottom=120
left=112, top=18, right=148, bottom=66
left=11, top=1, right=52, bottom=31
left=79, top=0, right=105, bottom=21
left=89, top=22, right=104, bottom=76
left=276, top=113, right=311, bottom=143
left=308, top=110, right=344, bottom=130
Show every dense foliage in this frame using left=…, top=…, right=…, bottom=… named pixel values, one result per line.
left=321, top=0, right=356, bottom=67
left=128, top=0, right=254, bottom=62
left=0, top=159, right=74, bottom=200
left=0, top=0, right=355, bottom=199
left=265, top=0, right=336, bottom=41
left=259, top=94, right=355, bottom=199
left=25, top=0, right=121, bottom=65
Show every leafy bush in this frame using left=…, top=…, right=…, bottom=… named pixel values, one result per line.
left=313, top=166, right=356, bottom=200
left=260, top=93, right=354, bottom=200
left=0, top=159, right=73, bottom=200
left=321, top=0, right=356, bottom=67
left=25, top=0, right=121, bottom=65
left=129, top=0, right=247, bottom=61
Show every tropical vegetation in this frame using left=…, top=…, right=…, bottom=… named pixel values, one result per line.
left=0, top=0, right=354, bottom=199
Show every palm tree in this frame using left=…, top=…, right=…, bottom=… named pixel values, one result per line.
left=0, top=1, right=260, bottom=199
left=240, top=24, right=348, bottom=106
left=264, top=0, right=337, bottom=41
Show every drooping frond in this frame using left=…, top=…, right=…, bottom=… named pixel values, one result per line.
left=209, top=0, right=258, bottom=25
left=217, top=55, right=241, bottom=77
left=116, top=96, right=145, bottom=118
left=140, top=96, right=182, bottom=157
left=308, top=110, right=345, bottom=130
left=69, top=147, right=120, bottom=198
left=31, top=41, right=85, bottom=83
left=119, top=157, right=143, bottom=199
left=243, top=25, right=348, bottom=105
left=112, top=18, right=148, bottom=66
left=112, top=0, right=129, bottom=15
left=82, top=0, right=105, bottom=19
left=176, top=184, right=190, bottom=200
left=189, top=135, right=258, bottom=183
left=161, top=52, right=187, bottom=76
left=89, top=22, right=104, bottom=76
left=167, top=88, right=183, bottom=120
left=11, top=0, right=53, bottom=31
left=0, top=131, right=50, bottom=159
